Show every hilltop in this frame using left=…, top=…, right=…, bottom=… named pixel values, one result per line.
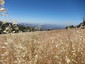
left=0, top=29, right=85, bottom=64
left=66, top=17, right=85, bottom=29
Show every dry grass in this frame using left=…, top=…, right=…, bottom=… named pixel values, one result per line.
left=0, top=29, right=85, bottom=64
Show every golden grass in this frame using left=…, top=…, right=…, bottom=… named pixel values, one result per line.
left=0, top=29, right=85, bottom=64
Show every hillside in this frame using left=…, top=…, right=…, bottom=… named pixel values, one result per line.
left=66, top=17, right=85, bottom=29
left=0, top=21, right=38, bottom=34
left=0, top=29, right=85, bottom=64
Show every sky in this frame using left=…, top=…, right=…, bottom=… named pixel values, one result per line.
left=5, top=0, right=85, bottom=25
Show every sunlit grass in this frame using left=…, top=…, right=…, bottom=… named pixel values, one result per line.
left=0, top=29, right=85, bottom=64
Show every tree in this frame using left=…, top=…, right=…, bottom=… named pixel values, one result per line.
left=65, top=25, right=74, bottom=29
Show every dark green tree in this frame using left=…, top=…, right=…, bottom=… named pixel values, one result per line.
left=65, top=25, right=74, bottom=29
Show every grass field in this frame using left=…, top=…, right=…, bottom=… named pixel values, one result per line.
left=0, top=29, right=85, bottom=64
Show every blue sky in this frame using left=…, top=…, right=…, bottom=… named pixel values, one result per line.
left=5, top=0, right=85, bottom=25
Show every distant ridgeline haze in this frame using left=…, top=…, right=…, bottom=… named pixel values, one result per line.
left=19, top=23, right=65, bottom=31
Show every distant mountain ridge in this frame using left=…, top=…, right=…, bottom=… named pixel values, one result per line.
left=19, top=23, right=66, bottom=30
